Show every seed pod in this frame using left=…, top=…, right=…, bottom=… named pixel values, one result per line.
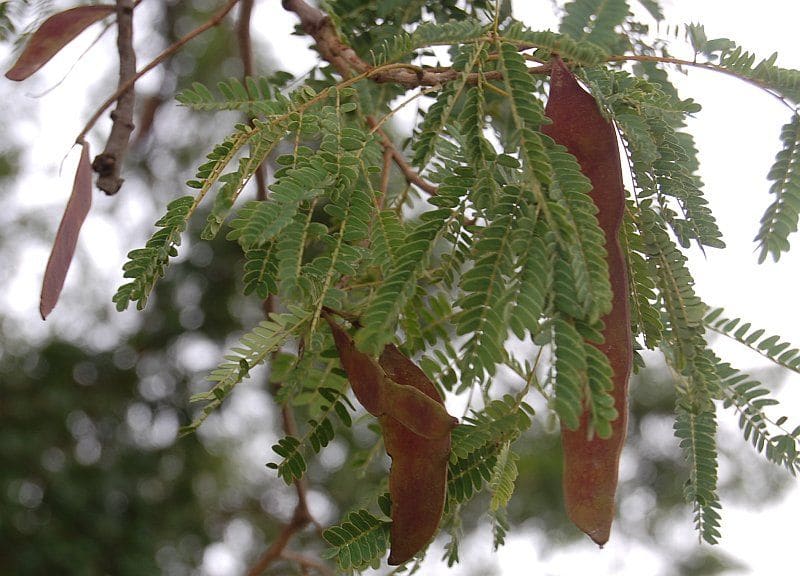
left=543, top=56, right=633, bottom=546
left=323, top=315, right=456, bottom=563
left=379, top=345, right=454, bottom=565
left=326, top=313, right=383, bottom=415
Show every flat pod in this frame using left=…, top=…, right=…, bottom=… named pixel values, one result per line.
left=40, top=142, right=93, bottom=319
left=324, top=315, right=455, bottom=564
left=543, top=56, right=633, bottom=546
left=379, top=345, right=453, bottom=565
left=5, top=5, right=115, bottom=81
left=324, top=314, right=455, bottom=437
left=325, top=315, right=383, bottom=415
left=380, top=345, right=458, bottom=439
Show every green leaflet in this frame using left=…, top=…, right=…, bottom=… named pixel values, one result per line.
left=674, top=399, right=721, bottom=544
left=226, top=156, right=332, bottom=250
left=181, top=307, right=311, bottom=435
left=112, top=195, right=194, bottom=311
left=447, top=395, right=533, bottom=507
left=560, top=0, right=630, bottom=53
left=506, top=221, right=553, bottom=341
left=755, top=114, right=800, bottom=263
left=489, top=442, right=519, bottom=511
left=587, top=67, right=723, bottom=250
left=703, top=307, right=800, bottom=375
left=620, top=206, right=663, bottom=349
left=412, top=42, right=487, bottom=169
left=356, top=177, right=462, bottom=353
left=635, top=206, right=705, bottom=361
left=495, top=41, right=551, bottom=189
left=369, top=209, right=405, bottom=274
left=713, top=43, right=800, bottom=105
left=322, top=510, right=391, bottom=571
left=552, top=318, right=587, bottom=430
left=460, top=79, right=499, bottom=212
left=450, top=395, right=534, bottom=462
left=242, top=241, right=279, bottom=299
left=372, top=19, right=485, bottom=65
left=546, top=145, right=614, bottom=323
left=268, top=385, right=354, bottom=484
left=501, top=23, right=606, bottom=65
left=456, top=184, right=534, bottom=388
left=176, top=73, right=294, bottom=115
left=715, top=358, right=800, bottom=475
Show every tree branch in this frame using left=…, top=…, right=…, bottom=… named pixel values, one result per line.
left=92, top=0, right=136, bottom=195
left=76, top=0, right=241, bottom=145
left=366, top=116, right=438, bottom=196
left=282, top=0, right=489, bottom=86
left=237, top=0, right=268, bottom=200
left=281, top=550, right=335, bottom=576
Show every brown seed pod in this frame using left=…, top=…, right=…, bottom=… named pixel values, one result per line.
left=379, top=345, right=454, bottom=565
left=323, top=314, right=456, bottom=563
left=543, top=56, right=633, bottom=546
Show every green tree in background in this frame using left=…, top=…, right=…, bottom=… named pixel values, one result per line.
left=2, top=1, right=799, bottom=574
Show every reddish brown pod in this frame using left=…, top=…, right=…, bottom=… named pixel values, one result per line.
left=5, top=5, right=115, bottom=81
left=379, top=345, right=453, bottom=565
left=542, top=56, right=633, bottom=546
left=323, top=314, right=456, bottom=563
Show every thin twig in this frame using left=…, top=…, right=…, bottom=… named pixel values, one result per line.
left=366, top=116, right=438, bottom=195
left=92, top=0, right=136, bottom=195
left=237, top=0, right=268, bottom=199
left=76, top=0, right=241, bottom=144
left=281, top=550, right=336, bottom=576
left=282, top=0, right=493, bottom=86
left=246, top=400, right=324, bottom=576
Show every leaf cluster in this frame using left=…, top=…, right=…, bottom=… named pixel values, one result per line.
left=105, top=0, right=800, bottom=564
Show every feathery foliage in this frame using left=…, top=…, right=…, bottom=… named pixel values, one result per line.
left=181, top=307, right=311, bottom=434
left=560, top=0, right=630, bottom=52
left=96, top=0, right=800, bottom=563
left=112, top=195, right=195, bottom=311
left=755, top=114, right=800, bottom=262
left=322, top=510, right=390, bottom=571
left=704, top=307, right=800, bottom=374
left=716, top=359, right=800, bottom=475
left=674, top=399, right=721, bottom=544
left=268, top=385, right=354, bottom=484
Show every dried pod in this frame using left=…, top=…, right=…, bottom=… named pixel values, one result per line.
left=543, top=56, right=633, bottom=546
left=379, top=345, right=453, bottom=565
left=326, top=314, right=383, bottom=415
left=323, top=314, right=455, bottom=564
left=40, top=142, right=93, bottom=319
left=5, top=5, right=115, bottom=81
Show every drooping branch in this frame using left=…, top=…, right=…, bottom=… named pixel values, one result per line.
left=92, top=0, right=136, bottom=195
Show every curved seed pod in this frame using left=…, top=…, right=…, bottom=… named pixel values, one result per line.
left=325, top=313, right=383, bottom=415
left=323, top=314, right=456, bottom=564
left=324, top=315, right=455, bottom=435
left=543, top=56, right=633, bottom=546
left=40, top=142, right=93, bottom=319
left=5, top=5, right=115, bottom=81
left=380, top=343, right=458, bottom=440
left=379, top=345, right=453, bottom=565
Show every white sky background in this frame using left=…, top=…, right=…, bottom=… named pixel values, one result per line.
left=2, top=0, right=800, bottom=575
